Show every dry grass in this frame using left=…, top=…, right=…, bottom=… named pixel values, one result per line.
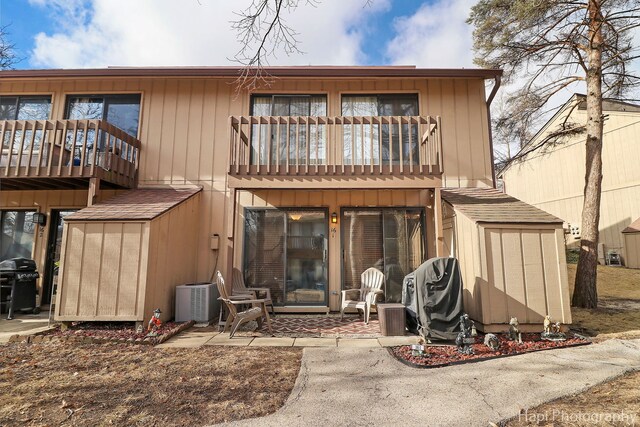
left=568, top=265, right=640, bottom=337
left=0, top=342, right=302, bottom=426
left=505, top=370, right=640, bottom=426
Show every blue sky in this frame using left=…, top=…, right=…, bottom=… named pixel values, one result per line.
left=0, top=0, right=476, bottom=69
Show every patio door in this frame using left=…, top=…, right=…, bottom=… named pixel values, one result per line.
left=244, top=209, right=328, bottom=307
left=341, top=208, right=426, bottom=303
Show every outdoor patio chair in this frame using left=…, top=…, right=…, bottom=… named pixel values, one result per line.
left=340, top=267, right=385, bottom=324
left=215, top=271, right=273, bottom=338
left=231, top=268, right=275, bottom=316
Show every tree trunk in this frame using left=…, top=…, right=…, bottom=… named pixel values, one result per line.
left=572, top=0, right=604, bottom=309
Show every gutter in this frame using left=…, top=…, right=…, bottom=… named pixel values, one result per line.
left=485, top=75, right=502, bottom=189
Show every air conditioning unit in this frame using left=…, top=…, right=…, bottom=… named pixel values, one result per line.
left=175, top=282, right=219, bottom=324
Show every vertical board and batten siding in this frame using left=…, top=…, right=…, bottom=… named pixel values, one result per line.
left=143, top=192, right=201, bottom=320
left=0, top=189, right=121, bottom=299
left=445, top=203, right=571, bottom=330
left=502, top=109, right=640, bottom=262
left=235, top=189, right=434, bottom=311
left=55, top=193, right=200, bottom=322
left=624, top=233, right=640, bottom=269
left=0, top=76, right=492, bottom=286
left=56, top=221, right=149, bottom=321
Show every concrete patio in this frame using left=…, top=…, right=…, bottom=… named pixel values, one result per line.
left=156, top=328, right=420, bottom=348
left=0, top=309, right=52, bottom=343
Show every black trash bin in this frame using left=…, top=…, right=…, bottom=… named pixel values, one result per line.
left=0, top=258, right=40, bottom=320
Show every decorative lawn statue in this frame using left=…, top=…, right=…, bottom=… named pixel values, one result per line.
left=455, top=314, right=476, bottom=355
left=541, top=315, right=566, bottom=341
left=147, top=309, right=162, bottom=337
left=509, top=317, right=523, bottom=344
left=484, top=333, right=500, bottom=351
left=411, top=344, right=428, bottom=357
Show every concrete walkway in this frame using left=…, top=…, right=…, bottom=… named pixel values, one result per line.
left=214, top=339, right=640, bottom=427
left=0, top=311, right=51, bottom=343
left=156, top=329, right=420, bottom=348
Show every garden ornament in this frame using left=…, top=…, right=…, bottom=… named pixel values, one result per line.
left=541, top=316, right=566, bottom=341
left=484, top=333, right=500, bottom=351
left=455, top=313, right=475, bottom=355
left=147, top=308, right=162, bottom=337
left=509, top=317, right=523, bottom=344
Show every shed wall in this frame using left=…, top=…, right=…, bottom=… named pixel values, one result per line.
left=624, top=233, right=640, bottom=269
left=56, top=221, right=150, bottom=321
left=143, top=192, right=201, bottom=321
left=446, top=202, right=571, bottom=330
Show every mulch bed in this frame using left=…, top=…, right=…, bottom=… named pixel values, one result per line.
left=10, top=321, right=193, bottom=346
left=390, top=333, right=591, bottom=368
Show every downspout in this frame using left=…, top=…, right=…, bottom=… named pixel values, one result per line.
left=486, top=75, right=502, bottom=189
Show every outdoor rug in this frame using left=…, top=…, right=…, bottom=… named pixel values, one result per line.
left=245, top=315, right=383, bottom=338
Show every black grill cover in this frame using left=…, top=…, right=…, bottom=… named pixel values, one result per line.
left=402, top=257, right=464, bottom=340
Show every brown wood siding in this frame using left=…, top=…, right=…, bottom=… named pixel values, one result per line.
left=56, top=221, right=149, bottom=321
left=143, top=192, right=200, bottom=321
left=54, top=192, right=199, bottom=322
left=0, top=189, right=120, bottom=299
left=448, top=201, right=571, bottom=329
left=624, top=233, right=640, bottom=269
left=1, top=75, right=492, bottom=294
left=502, top=110, right=640, bottom=263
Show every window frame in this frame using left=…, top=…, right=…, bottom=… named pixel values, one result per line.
left=249, top=94, right=328, bottom=116
left=64, top=93, right=142, bottom=138
left=0, top=209, right=38, bottom=261
left=0, top=95, right=53, bottom=121
left=340, top=93, right=420, bottom=116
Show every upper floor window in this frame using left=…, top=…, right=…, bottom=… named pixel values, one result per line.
left=0, top=96, right=52, bottom=152
left=249, top=95, right=327, bottom=165
left=341, top=94, right=418, bottom=117
left=65, top=94, right=141, bottom=137
left=0, top=96, right=51, bottom=121
left=251, top=95, right=327, bottom=116
left=341, top=94, right=419, bottom=165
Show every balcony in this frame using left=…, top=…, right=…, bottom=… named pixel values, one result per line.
left=0, top=120, right=140, bottom=190
left=228, top=115, right=443, bottom=189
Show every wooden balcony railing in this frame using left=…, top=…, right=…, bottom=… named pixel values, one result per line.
left=0, top=120, right=141, bottom=189
left=229, top=115, right=443, bottom=178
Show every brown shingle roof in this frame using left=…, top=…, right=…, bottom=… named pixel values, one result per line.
left=66, top=187, right=201, bottom=221
left=441, top=188, right=562, bottom=224
left=622, top=217, right=640, bottom=233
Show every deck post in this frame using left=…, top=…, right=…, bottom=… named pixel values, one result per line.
left=434, top=188, right=445, bottom=257
left=225, top=188, right=237, bottom=279
left=88, top=177, right=100, bottom=207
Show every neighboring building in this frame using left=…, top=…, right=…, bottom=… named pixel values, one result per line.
left=0, top=66, right=571, bottom=330
left=500, top=94, right=640, bottom=266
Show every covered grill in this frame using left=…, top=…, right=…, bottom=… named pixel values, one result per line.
left=0, top=257, right=40, bottom=320
left=402, top=257, right=464, bottom=340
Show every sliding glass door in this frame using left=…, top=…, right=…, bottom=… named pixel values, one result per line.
left=342, top=208, right=426, bottom=303
left=244, top=209, right=328, bottom=306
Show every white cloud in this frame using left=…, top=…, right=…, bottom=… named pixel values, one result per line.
left=384, top=0, right=475, bottom=68
left=29, top=0, right=390, bottom=68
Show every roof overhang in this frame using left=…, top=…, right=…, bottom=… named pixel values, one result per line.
left=0, top=66, right=503, bottom=80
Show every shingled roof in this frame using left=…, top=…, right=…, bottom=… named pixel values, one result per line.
left=622, top=217, right=640, bottom=233
left=66, top=187, right=201, bottom=221
left=441, top=188, right=562, bottom=224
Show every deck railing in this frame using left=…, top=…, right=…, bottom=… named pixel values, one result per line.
left=229, top=115, right=443, bottom=177
left=0, top=120, right=141, bottom=188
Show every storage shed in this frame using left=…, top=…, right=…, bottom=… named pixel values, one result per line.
left=55, top=187, right=202, bottom=323
left=441, top=188, right=572, bottom=332
left=623, top=218, right=640, bottom=269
